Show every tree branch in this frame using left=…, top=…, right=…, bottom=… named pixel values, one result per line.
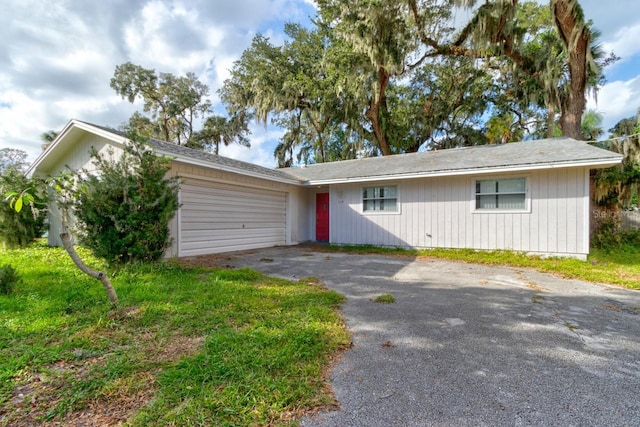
left=60, top=232, right=119, bottom=306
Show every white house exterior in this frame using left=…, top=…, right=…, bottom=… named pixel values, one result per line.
left=28, top=120, right=623, bottom=260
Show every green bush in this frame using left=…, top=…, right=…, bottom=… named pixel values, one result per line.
left=73, top=133, right=179, bottom=264
left=592, top=214, right=640, bottom=250
left=0, top=264, right=20, bottom=294
left=0, top=167, right=47, bottom=248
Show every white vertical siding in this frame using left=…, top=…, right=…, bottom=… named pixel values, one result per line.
left=46, top=134, right=125, bottom=246
left=328, top=167, right=591, bottom=258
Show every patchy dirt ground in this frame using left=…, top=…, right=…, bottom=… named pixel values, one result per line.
left=2, top=320, right=204, bottom=427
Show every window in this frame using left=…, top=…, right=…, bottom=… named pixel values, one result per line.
left=475, top=177, right=526, bottom=210
left=363, top=185, right=398, bottom=212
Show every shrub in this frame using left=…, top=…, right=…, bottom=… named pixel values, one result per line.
left=73, top=132, right=180, bottom=264
left=0, top=264, right=20, bottom=294
left=592, top=214, right=640, bottom=250
left=0, top=167, right=47, bottom=248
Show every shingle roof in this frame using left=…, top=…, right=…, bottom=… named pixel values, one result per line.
left=281, top=137, right=622, bottom=184
left=148, top=138, right=300, bottom=183
left=77, top=121, right=301, bottom=184
left=36, top=121, right=621, bottom=187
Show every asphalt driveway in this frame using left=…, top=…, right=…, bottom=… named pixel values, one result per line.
left=213, top=246, right=640, bottom=426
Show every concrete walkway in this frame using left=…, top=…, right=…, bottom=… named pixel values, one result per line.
left=218, top=246, right=640, bottom=426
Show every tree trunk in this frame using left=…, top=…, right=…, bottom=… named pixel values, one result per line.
left=546, top=103, right=556, bottom=138
left=366, top=67, right=392, bottom=156
left=553, top=0, right=590, bottom=140
left=60, top=232, right=119, bottom=306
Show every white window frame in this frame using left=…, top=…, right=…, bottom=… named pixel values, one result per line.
left=362, top=184, right=400, bottom=214
left=472, top=176, right=531, bottom=213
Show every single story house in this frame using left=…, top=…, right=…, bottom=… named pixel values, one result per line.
left=28, top=119, right=622, bottom=260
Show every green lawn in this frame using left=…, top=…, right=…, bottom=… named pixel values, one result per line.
left=326, top=244, right=640, bottom=290
left=0, top=243, right=350, bottom=426
left=2, top=241, right=637, bottom=425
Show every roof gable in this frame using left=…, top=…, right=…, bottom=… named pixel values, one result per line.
left=28, top=120, right=301, bottom=185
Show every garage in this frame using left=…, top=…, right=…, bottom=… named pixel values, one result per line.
left=179, top=178, right=287, bottom=257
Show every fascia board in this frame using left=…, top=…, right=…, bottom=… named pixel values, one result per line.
left=300, top=158, right=623, bottom=186
left=26, top=120, right=128, bottom=177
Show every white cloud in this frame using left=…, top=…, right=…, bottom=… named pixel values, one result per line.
left=0, top=90, right=51, bottom=154
left=587, top=76, right=640, bottom=131
left=601, top=23, right=640, bottom=60
left=0, top=0, right=320, bottom=165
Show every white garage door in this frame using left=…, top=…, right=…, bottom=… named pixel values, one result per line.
left=179, top=179, right=286, bottom=256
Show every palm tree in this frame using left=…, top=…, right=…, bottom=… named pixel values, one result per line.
left=449, top=0, right=602, bottom=139
left=580, top=109, right=603, bottom=141
left=40, top=130, right=58, bottom=151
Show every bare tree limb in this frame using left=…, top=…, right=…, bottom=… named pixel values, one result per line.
left=60, top=232, right=119, bottom=306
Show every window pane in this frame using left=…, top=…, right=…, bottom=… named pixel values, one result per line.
left=476, top=195, right=497, bottom=209
left=478, top=180, right=497, bottom=194
left=363, top=186, right=398, bottom=212
left=382, top=199, right=397, bottom=211
left=498, top=194, right=525, bottom=209
left=476, top=178, right=526, bottom=210
left=498, top=178, right=525, bottom=193
left=383, top=186, right=397, bottom=198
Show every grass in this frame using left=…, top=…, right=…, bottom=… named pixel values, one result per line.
left=373, top=294, right=396, bottom=304
left=327, top=244, right=640, bottom=290
left=0, top=242, right=350, bottom=426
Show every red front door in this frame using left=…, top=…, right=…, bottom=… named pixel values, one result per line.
left=316, top=193, right=330, bottom=241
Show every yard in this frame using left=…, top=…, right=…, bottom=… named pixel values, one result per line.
left=0, top=243, right=350, bottom=426
left=1, top=241, right=638, bottom=426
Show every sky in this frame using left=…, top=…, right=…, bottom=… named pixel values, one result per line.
left=1, top=0, right=639, bottom=168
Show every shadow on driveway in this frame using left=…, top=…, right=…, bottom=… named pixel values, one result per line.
left=187, top=246, right=640, bottom=427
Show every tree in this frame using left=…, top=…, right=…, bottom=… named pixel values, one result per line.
left=580, top=109, right=603, bottom=141
left=40, top=130, right=59, bottom=151
left=446, top=0, right=608, bottom=139
left=593, top=111, right=640, bottom=208
left=1, top=166, right=47, bottom=247
left=221, top=3, right=502, bottom=163
left=220, top=24, right=347, bottom=165
left=317, top=0, right=414, bottom=155
left=73, top=132, right=180, bottom=264
left=0, top=148, right=28, bottom=173
left=190, top=114, right=250, bottom=155
left=110, top=62, right=211, bottom=145
left=5, top=173, right=119, bottom=306
left=551, top=0, right=596, bottom=139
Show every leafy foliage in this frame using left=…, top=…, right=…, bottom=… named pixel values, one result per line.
left=221, top=0, right=612, bottom=165
left=0, top=167, right=47, bottom=248
left=0, top=264, right=20, bottom=295
left=73, top=133, right=179, bottom=264
left=111, top=63, right=251, bottom=155
left=0, top=148, right=28, bottom=174
left=593, top=111, right=640, bottom=208
left=591, top=214, right=640, bottom=250
left=189, top=114, right=251, bottom=154
left=111, top=62, right=211, bottom=145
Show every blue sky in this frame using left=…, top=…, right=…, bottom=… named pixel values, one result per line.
left=1, top=0, right=639, bottom=167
